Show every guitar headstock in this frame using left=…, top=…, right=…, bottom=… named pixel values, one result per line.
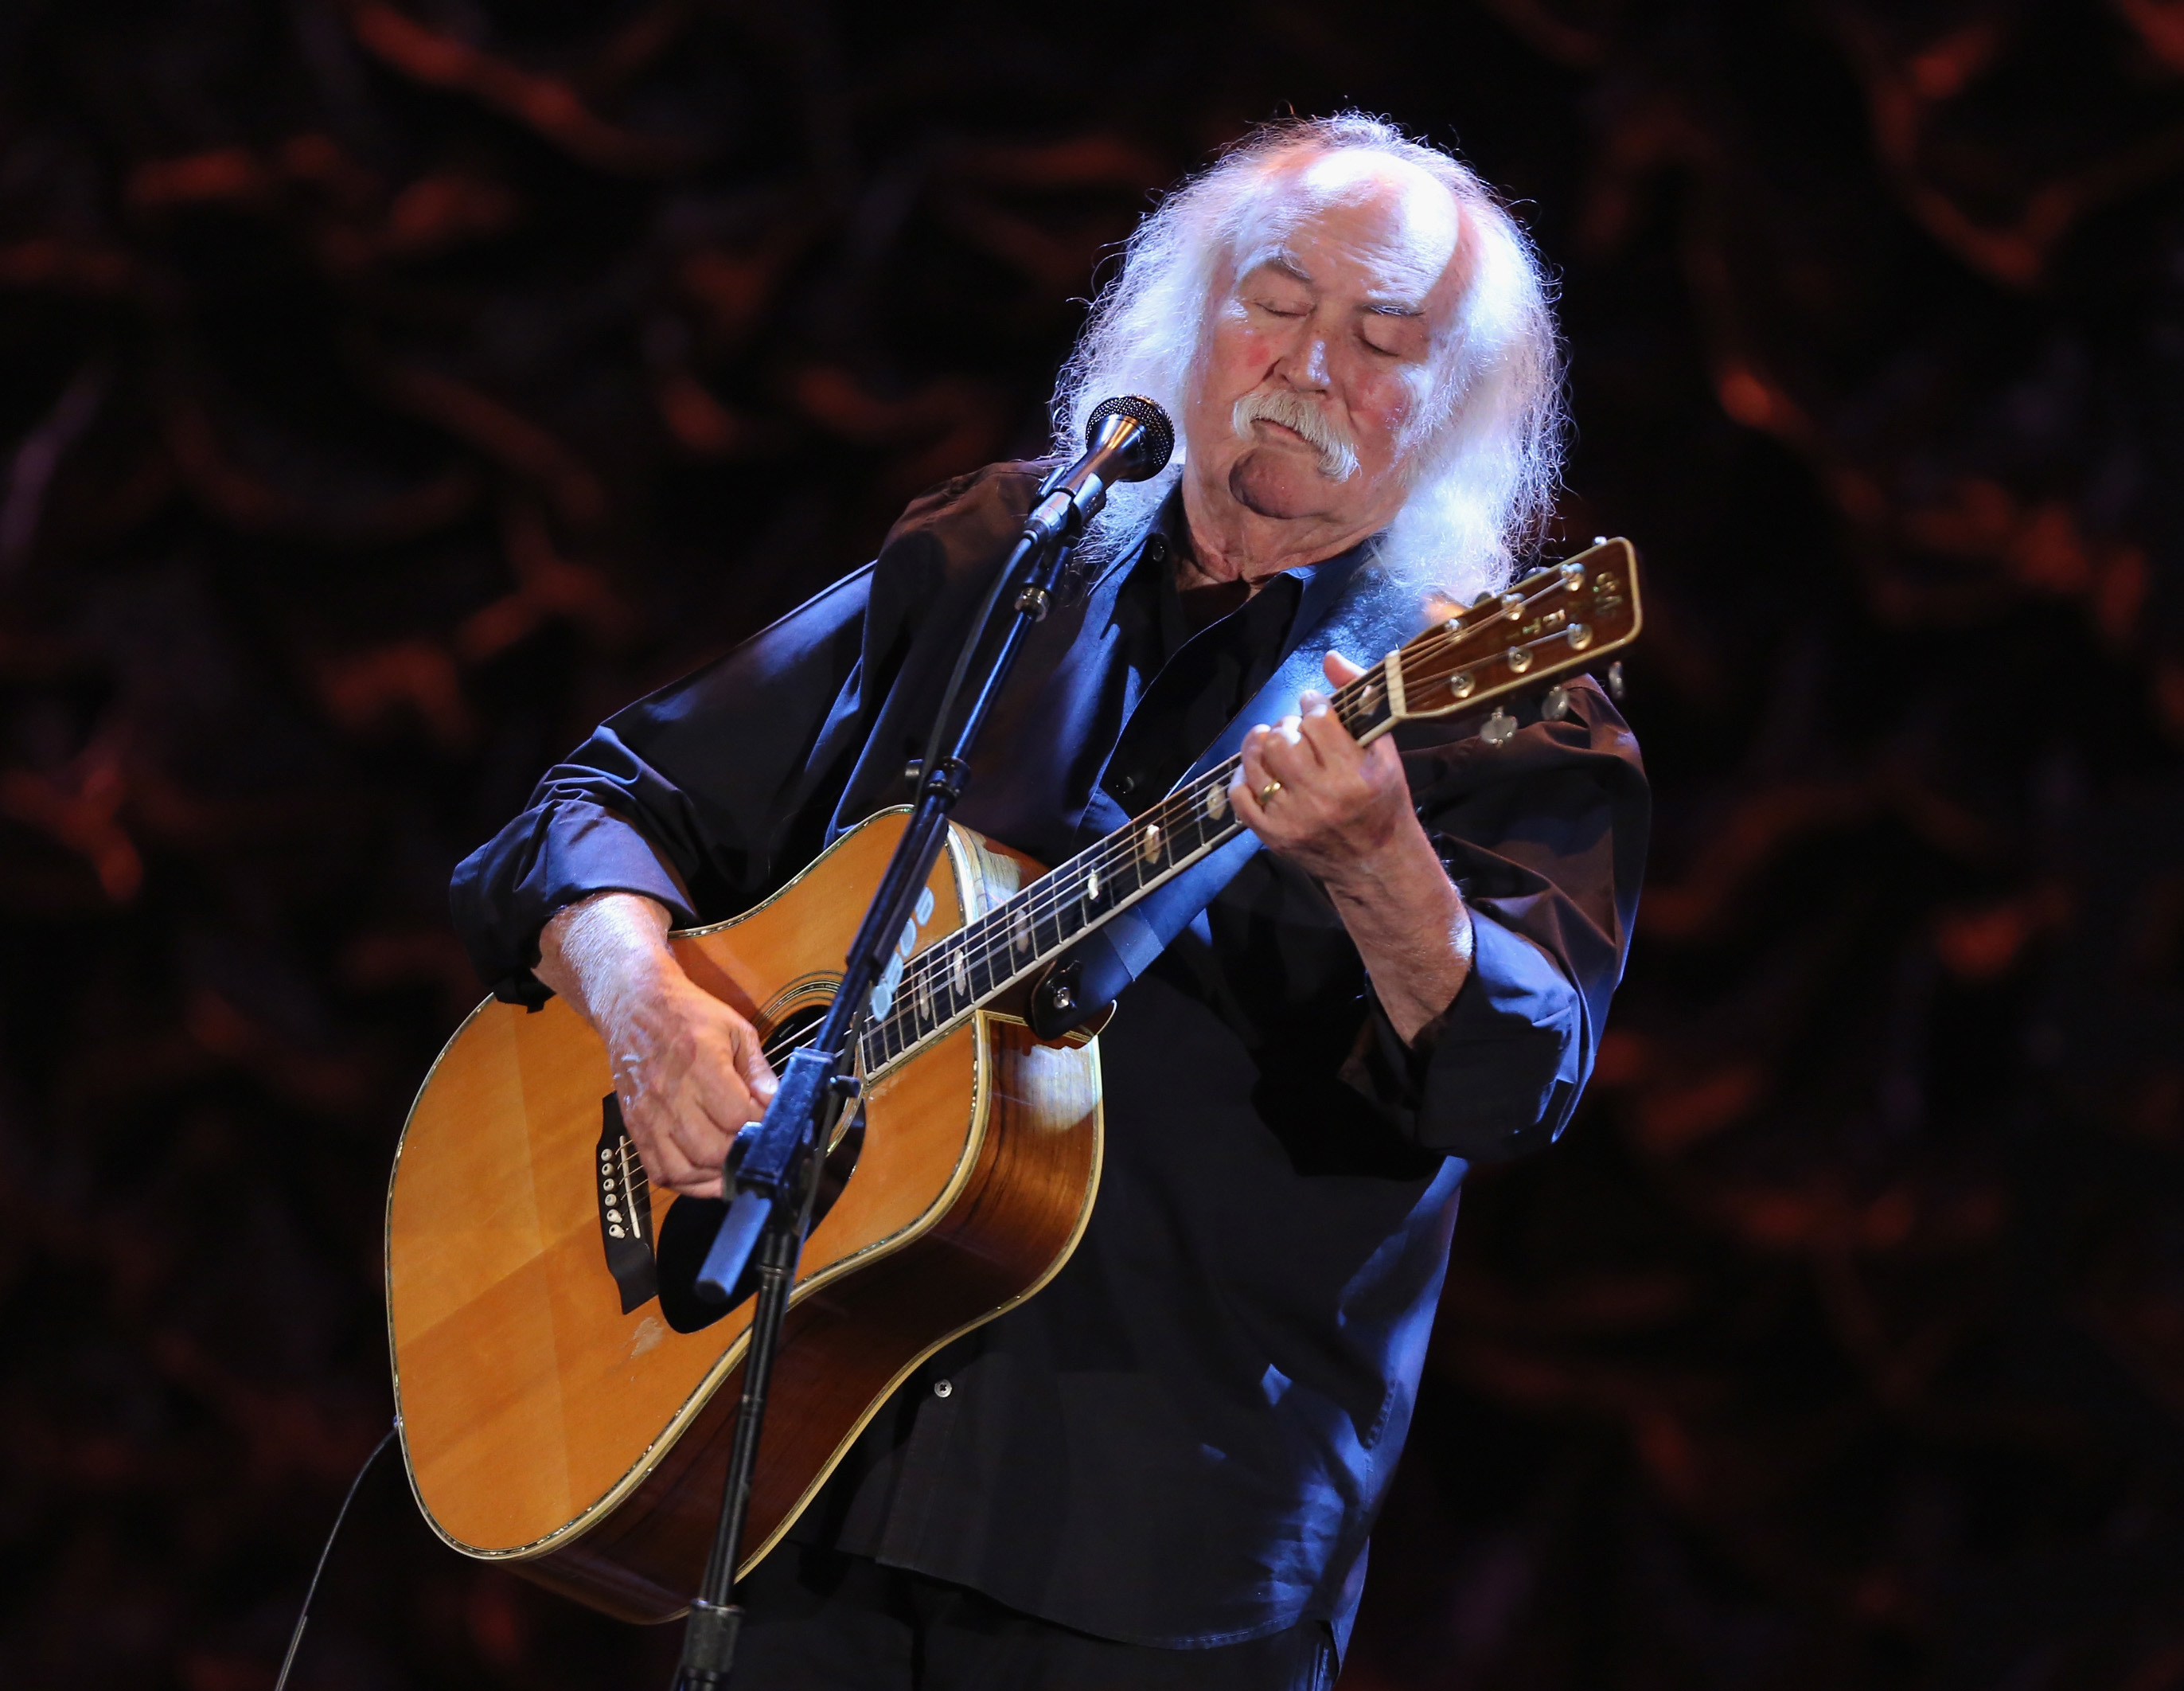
left=1353, top=537, right=1643, bottom=732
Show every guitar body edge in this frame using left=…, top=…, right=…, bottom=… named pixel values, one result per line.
left=513, top=1011, right=1103, bottom=1623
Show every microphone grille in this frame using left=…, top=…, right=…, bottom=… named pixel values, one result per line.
left=1084, top=395, right=1175, bottom=482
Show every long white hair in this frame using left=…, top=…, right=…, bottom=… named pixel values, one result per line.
left=1051, top=115, right=1566, bottom=604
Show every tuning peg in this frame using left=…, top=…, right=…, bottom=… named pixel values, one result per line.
left=1607, top=661, right=1626, bottom=703
left=1542, top=684, right=1573, bottom=721
left=1480, top=707, right=1517, bottom=747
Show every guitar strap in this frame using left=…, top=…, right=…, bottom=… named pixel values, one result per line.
left=1052, top=557, right=1434, bottom=1028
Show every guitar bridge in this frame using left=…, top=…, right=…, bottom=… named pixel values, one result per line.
left=596, top=1095, right=658, bottom=1314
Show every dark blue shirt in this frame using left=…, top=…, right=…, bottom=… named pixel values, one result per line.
left=450, top=465, right=1648, bottom=1650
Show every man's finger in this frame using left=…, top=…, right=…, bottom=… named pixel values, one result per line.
left=1234, top=745, right=1311, bottom=842
left=1323, top=649, right=1367, bottom=686
left=1230, top=748, right=1274, bottom=831
left=1363, top=736, right=1404, bottom=783
left=690, top=1067, right=762, bottom=1142
left=663, top=1158, right=723, bottom=1200
left=631, top=1116, right=709, bottom=1195
left=1230, top=775, right=1269, bottom=834
left=668, top=1115, right=739, bottom=1195
left=1297, top=699, right=1358, bottom=763
left=731, top=1019, right=780, bottom=1105
left=1254, top=731, right=1304, bottom=792
left=1273, top=712, right=1325, bottom=771
left=640, top=1089, right=734, bottom=1197
left=671, top=1091, right=739, bottom=1147
left=1238, top=726, right=1274, bottom=791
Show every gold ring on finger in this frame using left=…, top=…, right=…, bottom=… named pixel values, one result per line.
left=1258, top=779, right=1284, bottom=805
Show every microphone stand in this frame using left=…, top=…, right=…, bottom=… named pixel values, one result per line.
left=669, top=494, right=1091, bottom=1691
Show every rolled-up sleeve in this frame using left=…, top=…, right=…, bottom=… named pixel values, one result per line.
left=447, top=567, right=882, bottom=1006
left=1338, top=678, right=1649, bottom=1160
left=449, top=750, right=704, bottom=1006
left=1344, top=912, right=1587, bottom=1161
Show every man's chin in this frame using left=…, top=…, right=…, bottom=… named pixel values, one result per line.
left=1227, top=449, right=1339, bottom=520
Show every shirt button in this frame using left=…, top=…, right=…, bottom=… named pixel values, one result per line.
left=1146, top=536, right=1169, bottom=565
left=1110, top=773, right=1136, bottom=796
left=932, top=1378, right=954, bottom=1399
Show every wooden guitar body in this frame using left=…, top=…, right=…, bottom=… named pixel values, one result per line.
left=384, top=810, right=1103, bottom=1623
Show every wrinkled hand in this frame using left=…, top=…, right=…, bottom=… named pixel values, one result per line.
left=1228, top=650, right=1472, bottom=1041
left=1230, top=650, right=1414, bottom=891
left=603, top=974, right=778, bottom=1201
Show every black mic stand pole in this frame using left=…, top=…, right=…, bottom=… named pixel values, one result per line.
left=669, top=501, right=1088, bottom=1691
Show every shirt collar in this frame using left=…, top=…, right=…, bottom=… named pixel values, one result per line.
left=1113, top=481, right=1381, bottom=611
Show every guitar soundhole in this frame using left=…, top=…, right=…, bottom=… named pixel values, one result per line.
left=653, top=998, right=865, bottom=1334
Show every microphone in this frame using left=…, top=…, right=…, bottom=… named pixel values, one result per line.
left=1024, top=395, right=1175, bottom=547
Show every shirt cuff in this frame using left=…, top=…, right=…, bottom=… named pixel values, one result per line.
left=1341, top=910, right=1585, bottom=1159
left=449, top=797, right=699, bottom=1006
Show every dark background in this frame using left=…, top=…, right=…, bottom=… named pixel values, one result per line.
left=3, top=2, right=2182, bottom=1686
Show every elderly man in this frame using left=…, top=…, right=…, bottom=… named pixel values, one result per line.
left=452, top=115, right=1646, bottom=1689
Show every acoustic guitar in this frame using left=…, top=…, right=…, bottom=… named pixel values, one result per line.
left=384, top=539, right=1644, bottom=1623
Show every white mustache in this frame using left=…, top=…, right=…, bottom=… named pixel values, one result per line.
left=1231, top=390, right=1360, bottom=482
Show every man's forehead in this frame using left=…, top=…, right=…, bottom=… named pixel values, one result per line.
left=1229, top=150, right=1463, bottom=299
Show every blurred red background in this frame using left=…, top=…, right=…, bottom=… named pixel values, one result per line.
left=2, top=2, right=2182, bottom=1686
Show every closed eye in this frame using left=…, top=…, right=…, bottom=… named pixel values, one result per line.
left=1361, top=310, right=1425, bottom=358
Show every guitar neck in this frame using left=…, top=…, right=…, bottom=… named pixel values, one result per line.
left=856, top=676, right=1395, bottom=1075
left=856, top=540, right=1643, bottom=1077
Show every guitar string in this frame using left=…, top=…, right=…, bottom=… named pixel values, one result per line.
left=864, top=564, right=1613, bottom=1064
left=864, top=565, right=1610, bottom=1065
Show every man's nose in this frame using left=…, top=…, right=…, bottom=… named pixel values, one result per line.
left=1291, top=330, right=1332, bottom=389
left=1293, top=332, right=1328, bottom=386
